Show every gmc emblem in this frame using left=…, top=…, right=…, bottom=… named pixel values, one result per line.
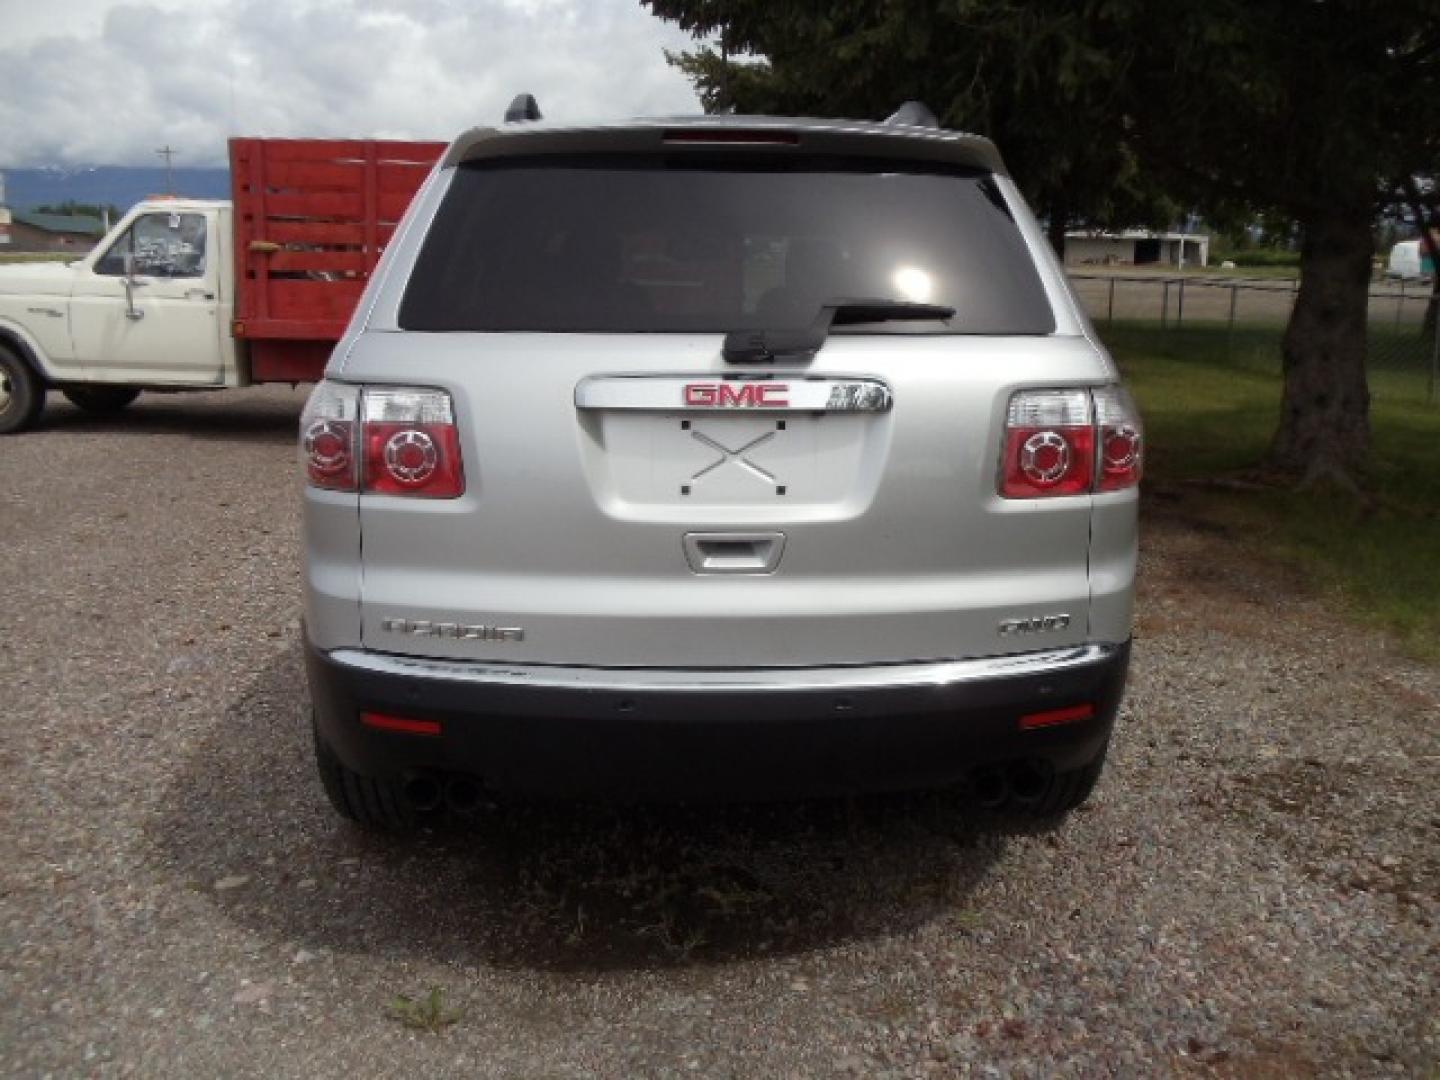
left=683, top=382, right=790, bottom=408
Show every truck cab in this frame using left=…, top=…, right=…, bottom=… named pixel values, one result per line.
left=0, top=199, right=237, bottom=390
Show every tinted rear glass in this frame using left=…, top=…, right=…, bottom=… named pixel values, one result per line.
left=400, top=155, right=1055, bottom=335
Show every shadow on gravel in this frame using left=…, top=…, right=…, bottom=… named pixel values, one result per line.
left=36, top=395, right=303, bottom=445
left=148, top=645, right=1032, bottom=972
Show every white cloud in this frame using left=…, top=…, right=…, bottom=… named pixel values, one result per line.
left=0, top=0, right=704, bottom=166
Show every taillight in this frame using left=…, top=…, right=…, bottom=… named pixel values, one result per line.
left=301, top=381, right=360, bottom=491
left=300, top=382, right=464, bottom=498
left=1000, top=386, right=1142, bottom=499
left=361, top=387, right=465, bottom=498
left=1001, top=389, right=1094, bottom=498
left=1093, top=385, right=1144, bottom=492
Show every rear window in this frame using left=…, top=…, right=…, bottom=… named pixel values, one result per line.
left=399, top=155, right=1055, bottom=335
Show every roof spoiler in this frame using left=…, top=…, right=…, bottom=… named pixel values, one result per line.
left=884, top=101, right=940, bottom=129
left=504, top=93, right=543, bottom=123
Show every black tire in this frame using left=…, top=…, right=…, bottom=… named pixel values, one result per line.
left=312, top=719, right=417, bottom=832
left=1022, top=740, right=1110, bottom=818
left=62, top=386, right=141, bottom=416
left=0, top=347, right=45, bottom=435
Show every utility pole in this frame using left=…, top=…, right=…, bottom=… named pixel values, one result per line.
left=155, top=145, right=176, bottom=194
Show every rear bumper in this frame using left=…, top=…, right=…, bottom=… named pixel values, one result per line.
left=306, top=640, right=1130, bottom=800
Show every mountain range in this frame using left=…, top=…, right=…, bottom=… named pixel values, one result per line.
left=1, top=166, right=231, bottom=212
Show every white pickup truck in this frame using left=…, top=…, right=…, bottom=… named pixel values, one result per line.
left=0, top=199, right=239, bottom=432
left=0, top=138, right=443, bottom=434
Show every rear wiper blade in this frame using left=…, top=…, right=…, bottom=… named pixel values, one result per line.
left=723, top=297, right=956, bottom=363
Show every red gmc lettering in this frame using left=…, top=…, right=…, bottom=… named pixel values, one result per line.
left=682, top=383, right=789, bottom=407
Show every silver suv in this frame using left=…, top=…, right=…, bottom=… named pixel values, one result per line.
left=300, top=105, right=1140, bottom=830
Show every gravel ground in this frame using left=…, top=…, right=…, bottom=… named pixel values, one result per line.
left=1, top=385, right=1436, bottom=1078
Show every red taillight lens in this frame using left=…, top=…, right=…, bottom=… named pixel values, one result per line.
left=301, top=381, right=361, bottom=491
left=360, top=387, right=465, bottom=499
left=1093, top=385, right=1144, bottom=492
left=1001, top=390, right=1094, bottom=498
left=301, top=383, right=465, bottom=498
left=1000, top=386, right=1142, bottom=498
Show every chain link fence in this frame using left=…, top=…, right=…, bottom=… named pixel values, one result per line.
left=1070, top=273, right=1440, bottom=405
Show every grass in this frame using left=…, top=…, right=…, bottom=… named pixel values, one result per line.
left=1103, top=322, right=1440, bottom=659
left=387, top=987, right=462, bottom=1033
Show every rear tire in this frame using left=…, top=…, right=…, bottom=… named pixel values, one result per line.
left=1023, top=739, right=1110, bottom=818
left=312, top=718, right=417, bottom=832
left=0, top=347, right=45, bottom=435
left=62, top=386, right=141, bottom=416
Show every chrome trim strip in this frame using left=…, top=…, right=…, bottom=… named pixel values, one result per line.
left=574, top=375, right=893, bottom=413
left=327, top=643, right=1120, bottom=693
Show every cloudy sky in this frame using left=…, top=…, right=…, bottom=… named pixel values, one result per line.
left=0, top=0, right=706, bottom=167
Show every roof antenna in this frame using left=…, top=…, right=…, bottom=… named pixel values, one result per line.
left=504, top=93, right=543, bottom=123
left=884, top=101, right=939, bottom=128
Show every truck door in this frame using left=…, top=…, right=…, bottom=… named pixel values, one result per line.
left=69, top=209, right=225, bottom=385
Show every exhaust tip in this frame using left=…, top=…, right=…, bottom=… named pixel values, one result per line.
left=973, top=766, right=1009, bottom=808
left=444, top=776, right=482, bottom=815
left=402, top=773, right=443, bottom=813
left=1008, top=760, right=1052, bottom=805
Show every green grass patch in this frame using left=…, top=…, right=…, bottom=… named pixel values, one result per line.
left=1104, top=322, right=1440, bottom=660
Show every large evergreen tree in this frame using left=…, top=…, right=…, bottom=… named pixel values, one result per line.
left=645, top=0, right=1440, bottom=486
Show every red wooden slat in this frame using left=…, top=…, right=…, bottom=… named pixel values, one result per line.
left=263, top=191, right=365, bottom=218
left=258, top=138, right=444, bottom=164
left=256, top=139, right=371, bottom=162
left=262, top=251, right=369, bottom=273
left=264, top=221, right=367, bottom=245
left=377, top=163, right=434, bottom=192
left=377, top=192, right=415, bottom=220
left=364, top=143, right=379, bottom=275
left=261, top=161, right=364, bottom=191
left=249, top=340, right=336, bottom=382
left=229, top=137, right=443, bottom=360
left=269, top=280, right=366, bottom=321
left=238, top=318, right=349, bottom=341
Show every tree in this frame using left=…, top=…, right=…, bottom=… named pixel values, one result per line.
left=1118, top=1, right=1439, bottom=485
left=645, top=0, right=1440, bottom=486
left=654, top=3, right=1179, bottom=253
left=34, top=200, right=123, bottom=224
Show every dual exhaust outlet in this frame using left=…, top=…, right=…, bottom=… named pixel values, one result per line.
left=401, top=771, right=483, bottom=815
left=971, top=760, right=1054, bottom=809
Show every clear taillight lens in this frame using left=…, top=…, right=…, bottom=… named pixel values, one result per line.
left=300, top=382, right=464, bottom=499
left=1093, top=385, right=1144, bottom=492
left=360, top=387, right=464, bottom=498
left=300, top=381, right=360, bottom=491
left=999, top=386, right=1142, bottom=498
left=1001, top=389, right=1094, bottom=498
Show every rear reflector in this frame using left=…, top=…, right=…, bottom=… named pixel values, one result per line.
left=1018, top=703, right=1095, bottom=730
left=360, top=711, right=443, bottom=737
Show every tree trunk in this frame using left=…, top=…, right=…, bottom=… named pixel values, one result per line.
left=1045, top=202, right=1069, bottom=259
left=1268, top=210, right=1373, bottom=486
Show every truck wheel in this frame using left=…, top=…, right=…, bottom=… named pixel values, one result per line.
left=62, top=386, right=141, bottom=416
left=312, top=718, right=417, bottom=832
left=0, top=347, right=45, bottom=435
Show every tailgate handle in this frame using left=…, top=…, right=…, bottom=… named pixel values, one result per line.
left=683, top=532, right=785, bottom=575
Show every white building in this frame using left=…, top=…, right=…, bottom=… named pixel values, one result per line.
left=1064, top=229, right=1209, bottom=268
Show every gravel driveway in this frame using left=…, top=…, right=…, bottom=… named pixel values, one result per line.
left=2, top=386, right=1436, bottom=1078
